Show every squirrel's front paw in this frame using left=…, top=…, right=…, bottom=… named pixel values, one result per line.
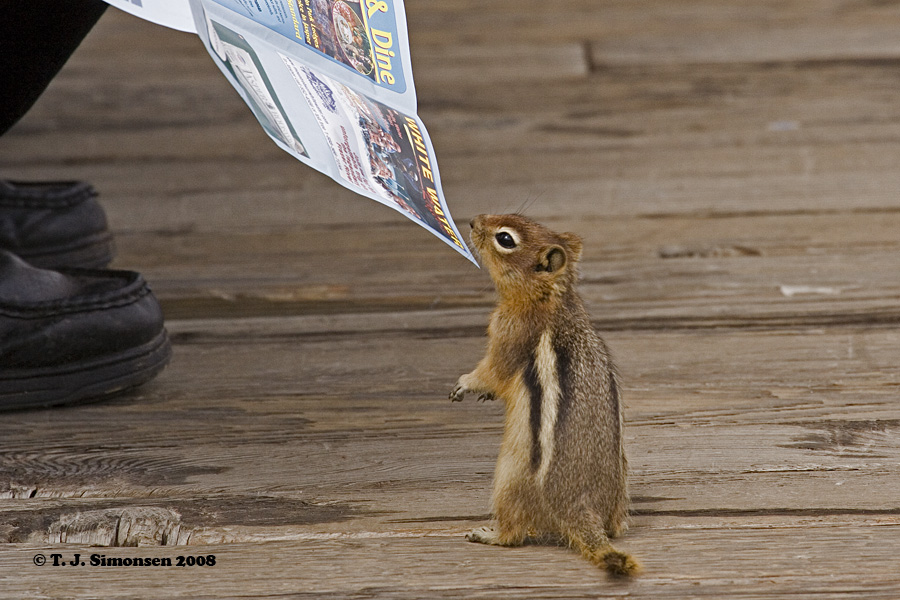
left=451, top=374, right=491, bottom=403
left=449, top=383, right=467, bottom=402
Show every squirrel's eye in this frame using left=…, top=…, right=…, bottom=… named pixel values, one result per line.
left=495, top=231, right=517, bottom=249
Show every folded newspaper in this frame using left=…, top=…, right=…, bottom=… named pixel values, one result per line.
left=104, top=0, right=475, bottom=263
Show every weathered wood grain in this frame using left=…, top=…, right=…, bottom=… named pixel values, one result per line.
left=102, top=212, right=900, bottom=326
left=10, top=58, right=900, bottom=224
left=2, top=325, right=898, bottom=538
left=2, top=2, right=900, bottom=598
left=3, top=529, right=900, bottom=599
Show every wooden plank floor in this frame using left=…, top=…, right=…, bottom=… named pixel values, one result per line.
left=3, top=1, right=900, bottom=597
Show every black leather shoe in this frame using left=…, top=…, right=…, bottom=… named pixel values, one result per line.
left=0, top=180, right=115, bottom=269
left=0, top=251, right=171, bottom=410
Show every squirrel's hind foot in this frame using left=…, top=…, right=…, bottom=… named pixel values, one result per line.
left=466, top=525, right=525, bottom=547
left=465, top=526, right=498, bottom=544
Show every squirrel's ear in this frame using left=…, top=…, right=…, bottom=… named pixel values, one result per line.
left=537, top=245, right=567, bottom=273
left=559, top=232, right=583, bottom=263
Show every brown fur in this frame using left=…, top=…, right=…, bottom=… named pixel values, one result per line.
left=451, top=214, right=640, bottom=577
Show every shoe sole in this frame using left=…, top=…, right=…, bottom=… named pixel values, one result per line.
left=0, top=330, right=172, bottom=411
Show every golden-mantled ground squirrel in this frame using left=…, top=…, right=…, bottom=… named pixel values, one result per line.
left=451, top=214, right=639, bottom=577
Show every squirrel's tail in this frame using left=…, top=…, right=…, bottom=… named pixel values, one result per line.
left=578, top=541, right=641, bottom=577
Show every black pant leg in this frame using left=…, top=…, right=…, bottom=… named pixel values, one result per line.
left=0, top=0, right=108, bottom=136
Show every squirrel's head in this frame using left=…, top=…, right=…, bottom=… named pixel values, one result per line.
left=469, top=214, right=584, bottom=301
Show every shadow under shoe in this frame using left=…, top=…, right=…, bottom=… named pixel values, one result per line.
left=0, top=251, right=171, bottom=410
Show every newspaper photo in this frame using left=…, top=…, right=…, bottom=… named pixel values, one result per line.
left=281, top=59, right=460, bottom=247
left=207, top=0, right=412, bottom=98
left=102, top=0, right=473, bottom=263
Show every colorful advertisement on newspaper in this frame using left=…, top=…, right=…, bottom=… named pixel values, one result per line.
left=281, top=56, right=465, bottom=253
left=207, top=0, right=409, bottom=94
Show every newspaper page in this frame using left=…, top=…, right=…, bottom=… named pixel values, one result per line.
left=104, top=0, right=474, bottom=263
left=104, top=0, right=196, bottom=32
